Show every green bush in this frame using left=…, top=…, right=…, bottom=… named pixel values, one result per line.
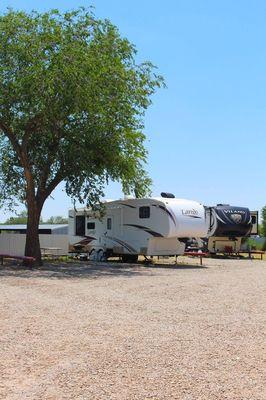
left=246, top=238, right=266, bottom=251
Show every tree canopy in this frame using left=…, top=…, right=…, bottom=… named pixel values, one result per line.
left=260, top=206, right=266, bottom=237
left=45, top=216, right=68, bottom=224
left=3, top=210, right=28, bottom=224
left=0, top=8, right=164, bottom=262
left=1, top=210, right=67, bottom=225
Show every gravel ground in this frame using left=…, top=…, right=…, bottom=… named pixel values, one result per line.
left=0, top=257, right=265, bottom=400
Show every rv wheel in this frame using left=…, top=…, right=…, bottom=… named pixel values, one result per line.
left=121, top=254, right=138, bottom=263
left=97, top=250, right=106, bottom=262
left=89, top=249, right=97, bottom=261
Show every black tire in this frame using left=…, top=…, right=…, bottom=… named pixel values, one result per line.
left=121, top=254, right=138, bottom=263
left=97, top=250, right=107, bottom=262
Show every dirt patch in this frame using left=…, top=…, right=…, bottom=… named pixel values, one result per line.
left=0, top=258, right=265, bottom=399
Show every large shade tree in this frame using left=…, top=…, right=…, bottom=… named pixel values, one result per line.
left=0, top=8, right=164, bottom=264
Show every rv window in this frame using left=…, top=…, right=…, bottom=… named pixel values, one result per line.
left=76, top=215, right=85, bottom=236
left=251, top=215, right=257, bottom=224
left=87, top=222, right=95, bottom=230
left=107, top=218, right=112, bottom=230
left=139, top=206, right=150, bottom=219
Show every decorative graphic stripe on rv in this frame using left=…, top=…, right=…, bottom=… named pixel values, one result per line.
left=152, top=205, right=176, bottom=226
left=123, top=224, right=163, bottom=237
left=215, top=213, right=229, bottom=225
left=216, top=211, right=249, bottom=225
left=118, top=203, right=136, bottom=208
left=184, top=215, right=202, bottom=219
left=73, top=236, right=96, bottom=246
left=105, top=236, right=137, bottom=253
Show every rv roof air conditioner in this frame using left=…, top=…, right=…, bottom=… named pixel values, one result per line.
left=161, top=192, right=175, bottom=198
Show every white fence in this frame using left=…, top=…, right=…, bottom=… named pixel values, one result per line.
left=0, top=233, right=69, bottom=256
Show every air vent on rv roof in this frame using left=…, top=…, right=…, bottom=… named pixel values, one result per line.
left=161, top=192, right=175, bottom=198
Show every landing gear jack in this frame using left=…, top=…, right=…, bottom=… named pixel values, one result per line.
left=143, top=255, right=154, bottom=265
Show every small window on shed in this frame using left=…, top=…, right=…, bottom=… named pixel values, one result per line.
left=139, top=206, right=150, bottom=219
left=107, top=218, right=112, bottom=230
left=76, top=215, right=85, bottom=236
left=251, top=215, right=257, bottom=224
left=87, top=222, right=95, bottom=230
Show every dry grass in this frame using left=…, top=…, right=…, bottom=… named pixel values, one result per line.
left=0, top=257, right=265, bottom=399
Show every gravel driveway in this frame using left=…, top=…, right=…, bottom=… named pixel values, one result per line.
left=0, top=257, right=265, bottom=400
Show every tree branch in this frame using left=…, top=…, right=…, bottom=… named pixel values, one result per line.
left=0, top=120, right=22, bottom=159
left=21, top=114, right=44, bottom=150
left=36, top=169, right=64, bottom=206
left=0, top=120, right=36, bottom=201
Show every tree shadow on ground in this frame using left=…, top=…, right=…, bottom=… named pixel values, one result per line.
left=0, top=260, right=206, bottom=280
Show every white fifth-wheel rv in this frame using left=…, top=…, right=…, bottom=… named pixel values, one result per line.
left=68, top=193, right=258, bottom=261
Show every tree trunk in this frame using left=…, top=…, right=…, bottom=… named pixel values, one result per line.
left=24, top=200, right=43, bottom=266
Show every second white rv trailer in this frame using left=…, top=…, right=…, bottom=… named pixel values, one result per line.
left=69, top=193, right=254, bottom=261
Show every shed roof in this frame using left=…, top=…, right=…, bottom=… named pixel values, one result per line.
left=0, top=224, right=68, bottom=231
